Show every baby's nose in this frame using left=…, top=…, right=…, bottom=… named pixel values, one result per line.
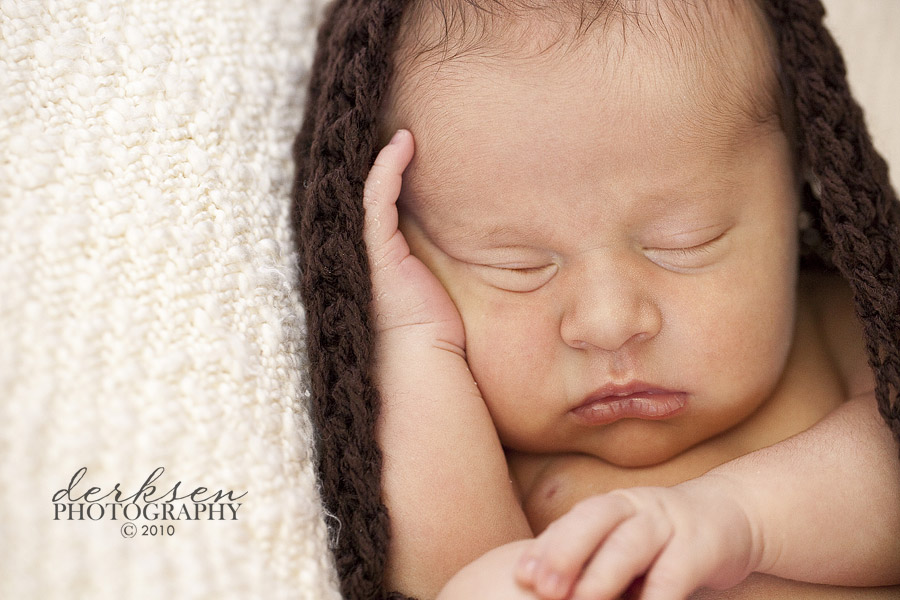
left=559, top=265, right=661, bottom=353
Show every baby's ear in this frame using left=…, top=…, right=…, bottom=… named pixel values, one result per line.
left=804, top=166, right=824, bottom=200
left=797, top=163, right=829, bottom=264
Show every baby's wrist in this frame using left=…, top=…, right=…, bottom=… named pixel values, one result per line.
left=678, top=471, right=769, bottom=580
left=375, top=325, right=467, bottom=362
left=700, top=460, right=791, bottom=578
left=375, top=333, right=478, bottom=401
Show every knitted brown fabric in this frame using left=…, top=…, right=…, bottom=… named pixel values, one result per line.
left=292, top=1, right=409, bottom=598
left=292, top=1, right=900, bottom=599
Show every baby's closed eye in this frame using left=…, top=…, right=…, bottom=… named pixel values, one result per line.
left=642, top=230, right=730, bottom=271
left=472, top=262, right=559, bottom=293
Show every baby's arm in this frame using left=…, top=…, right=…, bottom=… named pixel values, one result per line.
left=364, top=130, right=531, bottom=598
left=724, top=393, right=900, bottom=585
left=514, top=393, right=900, bottom=599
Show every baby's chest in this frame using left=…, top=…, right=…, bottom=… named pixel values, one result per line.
left=510, top=450, right=715, bottom=534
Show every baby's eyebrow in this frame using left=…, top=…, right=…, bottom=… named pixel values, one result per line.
left=401, top=179, right=546, bottom=243
left=472, top=221, right=548, bottom=242
left=425, top=223, right=541, bottom=252
left=638, top=173, right=741, bottom=213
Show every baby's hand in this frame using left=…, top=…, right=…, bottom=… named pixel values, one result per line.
left=363, top=129, right=464, bottom=354
left=515, top=475, right=763, bottom=600
left=367, top=132, right=527, bottom=595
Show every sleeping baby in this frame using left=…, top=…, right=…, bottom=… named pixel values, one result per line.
left=359, top=0, right=900, bottom=598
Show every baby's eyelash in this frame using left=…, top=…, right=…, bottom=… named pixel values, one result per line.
left=496, top=264, right=554, bottom=274
left=475, top=262, right=558, bottom=293
left=642, top=231, right=729, bottom=272
left=667, top=243, right=714, bottom=257
left=655, top=231, right=727, bottom=256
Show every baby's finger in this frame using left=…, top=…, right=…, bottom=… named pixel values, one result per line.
left=359, top=130, right=463, bottom=343
left=637, top=538, right=703, bottom=600
left=362, top=129, right=414, bottom=266
left=569, top=513, right=671, bottom=600
left=516, top=495, right=636, bottom=600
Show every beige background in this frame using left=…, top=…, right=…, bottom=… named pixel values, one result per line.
left=823, top=0, right=900, bottom=191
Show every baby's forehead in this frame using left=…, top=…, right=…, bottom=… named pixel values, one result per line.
left=382, top=0, right=781, bottom=143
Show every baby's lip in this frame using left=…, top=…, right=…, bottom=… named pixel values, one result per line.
left=570, top=381, right=688, bottom=426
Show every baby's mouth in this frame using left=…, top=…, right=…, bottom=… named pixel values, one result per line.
left=570, top=382, right=688, bottom=426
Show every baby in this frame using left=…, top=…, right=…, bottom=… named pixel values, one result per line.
left=361, top=1, right=900, bottom=598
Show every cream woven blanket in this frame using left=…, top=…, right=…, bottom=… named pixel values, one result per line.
left=1, top=1, right=339, bottom=598
left=1, top=1, right=896, bottom=599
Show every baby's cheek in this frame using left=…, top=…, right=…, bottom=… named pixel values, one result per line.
left=685, top=275, right=794, bottom=398
left=462, top=294, right=558, bottom=397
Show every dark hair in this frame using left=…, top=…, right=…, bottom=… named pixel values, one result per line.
left=292, top=1, right=900, bottom=598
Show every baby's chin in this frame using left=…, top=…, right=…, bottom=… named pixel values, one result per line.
left=590, top=441, right=694, bottom=469
left=512, top=421, right=708, bottom=469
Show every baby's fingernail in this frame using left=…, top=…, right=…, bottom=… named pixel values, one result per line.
left=389, top=129, right=405, bottom=145
left=538, top=571, right=564, bottom=598
left=518, top=557, right=538, bottom=581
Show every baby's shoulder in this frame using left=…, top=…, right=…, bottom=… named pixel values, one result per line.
left=799, top=269, right=875, bottom=398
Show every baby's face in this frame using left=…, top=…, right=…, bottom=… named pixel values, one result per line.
left=390, top=9, right=800, bottom=467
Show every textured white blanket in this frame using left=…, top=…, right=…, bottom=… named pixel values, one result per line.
left=1, top=1, right=896, bottom=599
left=1, top=1, right=339, bottom=598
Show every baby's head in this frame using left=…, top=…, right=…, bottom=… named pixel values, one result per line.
left=382, top=0, right=802, bottom=467
left=298, top=1, right=900, bottom=596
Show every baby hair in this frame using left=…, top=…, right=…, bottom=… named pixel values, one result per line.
left=293, top=1, right=900, bottom=598
left=385, top=0, right=783, bottom=136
